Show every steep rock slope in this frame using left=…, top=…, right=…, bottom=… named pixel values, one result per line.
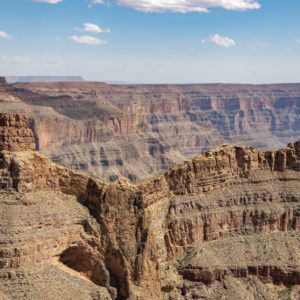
left=0, top=113, right=299, bottom=299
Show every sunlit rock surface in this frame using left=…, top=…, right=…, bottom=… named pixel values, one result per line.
left=0, top=113, right=299, bottom=299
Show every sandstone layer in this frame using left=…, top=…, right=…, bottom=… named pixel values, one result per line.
left=0, top=77, right=300, bottom=181
left=0, top=113, right=299, bottom=299
left=0, top=113, right=36, bottom=152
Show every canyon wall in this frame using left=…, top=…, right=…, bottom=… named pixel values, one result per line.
left=1, top=77, right=300, bottom=182
left=0, top=113, right=299, bottom=299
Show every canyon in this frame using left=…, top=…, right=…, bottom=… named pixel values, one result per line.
left=0, top=76, right=300, bottom=181
left=0, top=112, right=299, bottom=299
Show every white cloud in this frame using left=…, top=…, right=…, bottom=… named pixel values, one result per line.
left=0, top=31, right=14, bottom=40
left=0, top=56, right=31, bottom=64
left=207, top=34, right=237, bottom=48
left=116, top=0, right=260, bottom=13
left=296, top=40, right=300, bottom=45
left=31, top=0, right=63, bottom=3
left=68, top=35, right=107, bottom=45
left=76, top=23, right=111, bottom=33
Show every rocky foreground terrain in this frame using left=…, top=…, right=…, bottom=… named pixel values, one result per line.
left=0, top=112, right=299, bottom=299
left=0, top=76, right=300, bottom=181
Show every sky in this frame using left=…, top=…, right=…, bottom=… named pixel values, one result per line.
left=0, top=0, right=300, bottom=83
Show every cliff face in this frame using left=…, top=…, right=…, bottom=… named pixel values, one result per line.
left=0, top=113, right=299, bottom=300
left=0, top=113, right=36, bottom=152
left=2, top=81, right=298, bottom=182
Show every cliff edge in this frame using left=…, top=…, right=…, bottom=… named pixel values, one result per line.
left=0, top=113, right=299, bottom=300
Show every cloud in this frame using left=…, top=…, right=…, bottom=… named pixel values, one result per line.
left=116, top=0, right=260, bottom=13
left=296, top=40, right=300, bottom=45
left=205, top=34, right=236, bottom=48
left=76, top=23, right=111, bottom=33
left=68, top=35, right=107, bottom=45
left=0, top=31, right=14, bottom=40
left=31, top=0, right=63, bottom=3
left=0, top=56, right=31, bottom=64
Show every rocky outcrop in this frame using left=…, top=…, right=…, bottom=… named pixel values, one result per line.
left=164, top=141, right=300, bottom=196
left=0, top=113, right=36, bottom=152
left=0, top=113, right=299, bottom=299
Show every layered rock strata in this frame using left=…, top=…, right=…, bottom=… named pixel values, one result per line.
left=0, top=80, right=299, bottom=181
left=0, top=113, right=299, bottom=299
left=0, top=113, right=36, bottom=152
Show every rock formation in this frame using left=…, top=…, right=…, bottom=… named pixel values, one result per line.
left=0, top=80, right=299, bottom=182
left=0, top=113, right=36, bottom=152
left=0, top=112, right=299, bottom=299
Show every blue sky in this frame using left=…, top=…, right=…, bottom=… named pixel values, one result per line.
left=0, top=0, right=300, bottom=83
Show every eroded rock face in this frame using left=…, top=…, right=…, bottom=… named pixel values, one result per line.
left=0, top=113, right=36, bottom=152
left=0, top=113, right=299, bottom=299
left=0, top=81, right=299, bottom=181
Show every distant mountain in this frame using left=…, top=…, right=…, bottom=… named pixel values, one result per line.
left=5, top=76, right=85, bottom=83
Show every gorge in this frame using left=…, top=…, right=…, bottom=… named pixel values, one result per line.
left=0, top=112, right=299, bottom=299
